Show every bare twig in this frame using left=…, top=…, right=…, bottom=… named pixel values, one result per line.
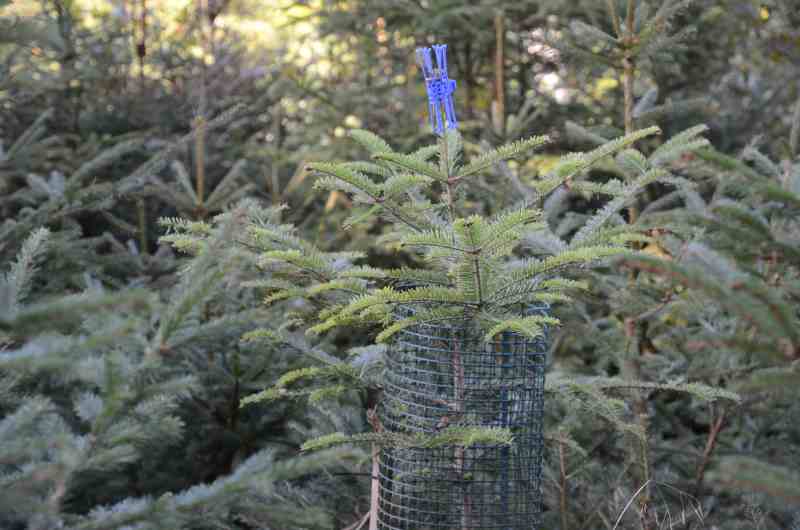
left=693, top=405, right=727, bottom=499
left=452, top=337, right=471, bottom=530
left=493, top=10, right=505, bottom=136
left=366, top=407, right=383, bottom=530
left=369, top=451, right=379, bottom=530
left=342, top=512, right=369, bottom=530
left=613, top=479, right=652, bottom=530
left=559, top=434, right=570, bottom=530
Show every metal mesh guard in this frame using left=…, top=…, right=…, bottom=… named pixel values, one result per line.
left=378, top=305, right=549, bottom=530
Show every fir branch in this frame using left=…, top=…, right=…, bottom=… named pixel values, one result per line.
left=2, top=227, right=49, bottom=317
left=479, top=205, right=543, bottom=255
left=309, top=162, right=382, bottom=198
left=571, top=167, right=669, bottom=245
left=649, top=124, right=709, bottom=167
left=401, top=227, right=463, bottom=252
left=382, top=173, right=433, bottom=200
left=119, top=104, right=246, bottom=195
left=340, top=266, right=450, bottom=286
left=483, top=314, right=561, bottom=341
left=709, top=457, right=800, bottom=505
left=498, top=246, right=625, bottom=295
left=310, top=287, right=471, bottom=337
left=537, top=126, right=661, bottom=195
left=170, top=160, right=198, bottom=202
left=342, top=161, right=393, bottom=179
left=0, top=290, right=150, bottom=336
left=372, top=152, right=443, bottom=181
left=457, top=135, right=550, bottom=179
left=695, top=147, right=765, bottom=181
left=733, top=366, right=800, bottom=395
left=616, top=149, right=649, bottom=175
left=410, top=144, right=440, bottom=162
left=301, top=426, right=513, bottom=452
left=67, top=138, right=146, bottom=188
left=205, top=159, right=251, bottom=208
left=349, top=129, right=394, bottom=155
left=5, top=109, right=53, bottom=160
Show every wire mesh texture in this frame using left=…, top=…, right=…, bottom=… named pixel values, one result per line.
left=378, top=304, right=550, bottom=530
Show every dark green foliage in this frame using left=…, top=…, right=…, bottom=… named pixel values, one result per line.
left=0, top=209, right=364, bottom=529
left=624, top=140, right=800, bottom=517
left=2, top=0, right=800, bottom=528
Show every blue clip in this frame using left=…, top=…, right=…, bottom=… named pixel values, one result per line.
left=416, top=44, right=458, bottom=136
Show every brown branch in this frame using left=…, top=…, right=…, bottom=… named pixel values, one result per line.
left=693, top=405, right=727, bottom=499
left=342, top=512, right=369, bottom=530
left=452, top=338, right=471, bottom=530
left=366, top=407, right=383, bottom=530
left=369, top=444, right=379, bottom=530
left=493, top=11, right=506, bottom=136
left=559, top=435, right=569, bottom=530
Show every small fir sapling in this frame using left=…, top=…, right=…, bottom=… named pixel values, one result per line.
left=537, top=3, right=744, bottom=525
left=160, top=40, right=743, bottom=529
left=623, top=118, right=800, bottom=515
left=235, top=43, right=715, bottom=452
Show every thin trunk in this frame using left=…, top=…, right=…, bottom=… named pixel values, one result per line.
left=137, top=0, right=146, bottom=93
left=270, top=105, right=282, bottom=204
left=463, top=41, right=474, bottom=120
left=53, top=0, right=78, bottom=131
left=225, top=373, right=241, bottom=474
left=619, top=9, right=652, bottom=524
left=137, top=197, right=147, bottom=255
left=195, top=0, right=209, bottom=216
left=493, top=11, right=506, bottom=136
left=517, top=27, right=528, bottom=101
left=559, top=436, right=569, bottom=530
left=123, top=0, right=131, bottom=80
left=620, top=4, right=651, bottom=526
left=452, top=338, right=470, bottom=530
left=366, top=407, right=383, bottom=530
left=693, top=406, right=726, bottom=498
left=369, top=445, right=379, bottom=530
left=195, top=120, right=207, bottom=216
left=441, top=135, right=456, bottom=227
left=623, top=56, right=635, bottom=137
left=605, top=0, right=622, bottom=38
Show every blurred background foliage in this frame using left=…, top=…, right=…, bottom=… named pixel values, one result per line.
left=1, top=0, right=800, bottom=528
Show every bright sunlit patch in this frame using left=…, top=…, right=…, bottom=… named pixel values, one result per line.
left=553, top=88, right=571, bottom=104
left=7, top=0, right=333, bottom=81
left=190, top=46, right=205, bottom=60
left=593, top=77, right=619, bottom=99
left=344, top=115, right=362, bottom=128
left=537, top=72, right=572, bottom=103
left=539, top=72, right=560, bottom=91
left=526, top=154, right=561, bottom=174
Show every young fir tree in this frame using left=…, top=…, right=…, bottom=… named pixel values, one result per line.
left=523, top=3, right=726, bottom=527
left=621, top=113, right=800, bottom=524
left=535, top=2, right=796, bottom=527
left=163, top=42, right=735, bottom=529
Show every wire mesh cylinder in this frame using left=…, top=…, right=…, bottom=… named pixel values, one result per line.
left=378, top=305, right=549, bottom=530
